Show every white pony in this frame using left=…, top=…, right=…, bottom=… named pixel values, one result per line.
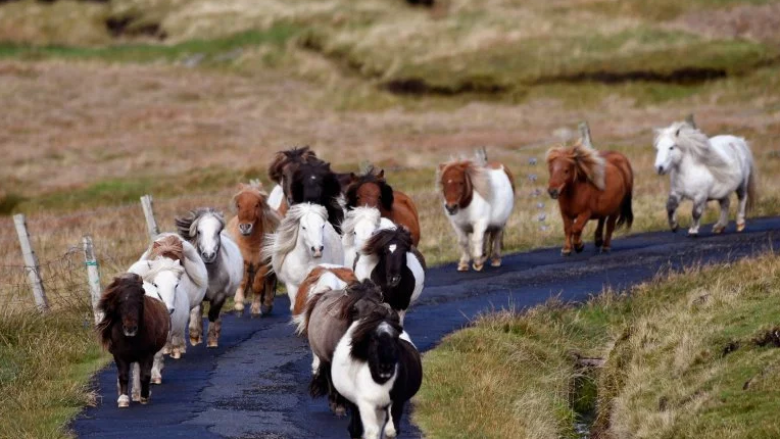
left=176, top=208, right=243, bottom=348
left=263, top=203, right=344, bottom=310
left=438, top=151, right=515, bottom=271
left=129, top=234, right=208, bottom=358
left=341, top=206, right=396, bottom=270
left=654, top=120, right=757, bottom=235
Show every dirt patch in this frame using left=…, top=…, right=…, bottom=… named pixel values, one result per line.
left=669, top=3, right=780, bottom=43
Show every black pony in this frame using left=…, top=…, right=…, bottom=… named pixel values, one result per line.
left=290, top=160, right=345, bottom=233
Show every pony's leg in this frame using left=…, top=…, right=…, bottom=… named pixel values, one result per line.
left=387, top=401, right=406, bottom=438
left=139, top=355, right=154, bottom=404
left=250, top=271, right=266, bottom=317
left=346, top=401, right=364, bottom=439
left=234, top=263, right=249, bottom=313
left=116, top=357, right=131, bottom=408
left=470, top=221, right=488, bottom=271
left=737, top=184, right=748, bottom=232
left=490, top=229, right=504, bottom=267
left=688, top=199, right=706, bottom=236
left=131, top=362, right=141, bottom=402
left=594, top=218, right=605, bottom=248
left=171, top=330, right=185, bottom=359
left=261, top=272, right=276, bottom=315
left=189, top=303, right=204, bottom=346
left=454, top=227, right=470, bottom=271
left=311, top=354, right=321, bottom=376
left=357, top=401, right=384, bottom=439
left=561, top=215, right=574, bottom=255
left=712, top=197, right=731, bottom=234
left=602, top=215, right=618, bottom=253
left=571, top=212, right=591, bottom=253
left=207, top=297, right=225, bottom=348
left=151, top=348, right=164, bottom=384
left=667, top=194, right=680, bottom=232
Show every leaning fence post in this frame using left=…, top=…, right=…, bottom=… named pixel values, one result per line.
left=579, top=121, right=593, bottom=148
left=12, top=214, right=49, bottom=313
left=140, top=195, right=159, bottom=240
left=82, top=236, right=103, bottom=324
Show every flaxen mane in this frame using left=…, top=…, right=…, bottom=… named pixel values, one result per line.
left=268, top=146, right=318, bottom=184
left=362, top=228, right=413, bottom=257
left=546, top=140, right=606, bottom=191
left=437, top=157, right=492, bottom=201
left=262, top=203, right=327, bottom=269
left=175, top=208, right=224, bottom=243
left=142, top=257, right=185, bottom=281
left=96, top=273, right=145, bottom=349
left=149, top=235, right=184, bottom=261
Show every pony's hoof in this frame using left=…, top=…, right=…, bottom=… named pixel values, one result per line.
left=329, top=401, right=347, bottom=418
left=140, top=397, right=150, bottom=405
left=737, top=222, right=746, bottom=232
left=712, top=225, right=726, bottom=234
left=151, top=377, right=162, bottom=385
left=687, top=231, right=699, bottom=238
left=385, top=424, right=398, bottom=438
left=207, top=339, right=219, bottom=348
left=561, top=248, right=572, bottom=256
left=117, top=395, right=130, bottom=408
left=261, top=304, right=273, bottom=315
left=250, top=305, right=262, bottom=317
left=490, top=258, right=502, bottom=268
left=600, top=247, right=611, bottom=254
left=190, top=336, right=202, bottom=346
left=171, top=350, right=181, bottom=360
left=234, top=302, right=245, bottom=312
left=574, top=243, right=585, bottom=253
left=457, top=262, right=469, bottom=272
left=594, top=239, right=604, bottom=248
left=161, top=346, right=171, bottom=355
left=472, top=262, right=484, bottom=272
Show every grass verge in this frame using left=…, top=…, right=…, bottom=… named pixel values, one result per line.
left=414, top=253, right=780, bottom=438
left=0, top=304, right=108, bottom=439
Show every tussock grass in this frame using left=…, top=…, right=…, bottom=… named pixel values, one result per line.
left=415, top=254, right=780, bottom=439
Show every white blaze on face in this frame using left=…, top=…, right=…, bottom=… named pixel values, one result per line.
left=389, top=244, right=397, bottom=254
left=301, top=211, right=326, bottom=256
left=150, top=268, right=181, bottom=313
left=198, top=215, right=222, bottom=257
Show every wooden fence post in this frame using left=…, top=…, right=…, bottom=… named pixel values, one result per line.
left=579, top=121, right=593, bottom=148
left=140, top=195, right=159, bottom=240
left=12, top=214, right=49, bottom=313
left=82, top=236, right=103, bottom=324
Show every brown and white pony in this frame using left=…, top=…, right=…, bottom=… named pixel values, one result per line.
left=345, top=169, right=421, bottom=246
left=546, top=140, right=633, bottom=255
left=292, top=265, right=358, bottom=335
left=97, top=273, right=170, bottom=408
left=438, top=155, right=515, bottom=271
left=226, top=183, right=281, bottom=316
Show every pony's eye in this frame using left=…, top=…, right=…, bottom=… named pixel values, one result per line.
left=321, top=224, right=325, bottom=229
left=152, top=283, right=158, bottom=288
left=302, top=226, right=307, bottom=230
left=669, top=146, right=674, bottom=150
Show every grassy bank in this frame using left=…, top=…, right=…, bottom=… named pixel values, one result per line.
left=0, top=305, right=108, bottom=439
left=414, top=253, right=780, bottom=438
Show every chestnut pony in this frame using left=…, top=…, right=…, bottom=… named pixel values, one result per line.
left=97, top=273, right=169, bottom=408
left=226, top=183, right=281, bottom=316
left=546, top=141, right=634, bottom=255
left=345, top=169, right=421, bottom=246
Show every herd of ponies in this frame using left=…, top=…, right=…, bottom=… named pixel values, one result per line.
left=95, top=118, right=756, bottom=438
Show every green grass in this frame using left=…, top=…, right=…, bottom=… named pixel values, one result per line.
left=0, top=305, right=109, bottom=439
left=415, top=254, right=780, bottom=439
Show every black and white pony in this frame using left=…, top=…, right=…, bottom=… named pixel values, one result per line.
left=290, top=160, right=345, bottom=233
left=354, top=228, right=425, bottom=324
left=332, top=308, right=422, bottom=439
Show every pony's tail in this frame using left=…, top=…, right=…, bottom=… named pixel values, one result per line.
left=616, top=190, right=634, bottom=230
left=746, top=163, right=758, bottom=212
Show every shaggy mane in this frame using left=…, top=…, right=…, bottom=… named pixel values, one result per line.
left=361, top=228, right=413, bottom=256
left=96, top=273, right=145, bottom=349
left=149, top=235, right=183, bottom=261
left=341, top=207, right=382, bottom=249
left=268, top=146, right=317, bottom=184
left=175, top=208, right=224, bottom=243
left=546, top=140, right=606, bottom=190
left=437, top=155, right=492, bottom=201
left=262, top=203, right=327, bottom=270
left=345, top=168, right=395, bottom=212
left=230, top=184, right=282, bottom=236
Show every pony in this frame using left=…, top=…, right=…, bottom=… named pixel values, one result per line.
left=290, top=161, right=345, bottom=233
left=354, top=228, right=425, bottom=324
left=292, top=265, right=358, bottom=335
left=341, top=206, right=397, bottom=270
left=268, top=146, right=319, bottom=208
left=305, top=280, right=386, bottom=416
left=97, top=273, right=170, bottom=408
left=332, top=307, right=423, bottom=439
left=263, top=203, right=344, bottom=310
left=438, top=154, right=515, bottom=271
left=654, top=120, right=757, bottom=235
left=226, top=183, right=281, bottom=316
left=547, top=140, right=634, bottom=254
left=345, top=169, right=421, bottom=246
left=129, top=234, right=208, bottom=358
left=176, top=208, right=244, bottom=347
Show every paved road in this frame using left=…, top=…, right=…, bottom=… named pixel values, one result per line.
left=73, top=218, right=780, bottom=439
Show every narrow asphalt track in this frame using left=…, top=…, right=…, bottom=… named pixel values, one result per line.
left=73, top=217, right=780, bottom=439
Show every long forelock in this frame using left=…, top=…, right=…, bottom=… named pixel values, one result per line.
left=268, top=204, right=326, bottom=259
left=342, top=207, right=381, bottom=247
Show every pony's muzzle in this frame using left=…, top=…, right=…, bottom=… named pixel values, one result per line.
left=123, top=325, right=138, bottom=337
left=656, top=165, right=666, bottom=175
left=201, top=251, right=217, bottom=263
left=168, top=307, right=175, bottom=315
left=444, top=203, right=458, bottom=215
left=548, top=188, right=560, bottom=199
left=311, top=245, right=324, bottom=258
left=238, top=223, right=253, bottom=236
left=389, top=275, right=401, bottom=287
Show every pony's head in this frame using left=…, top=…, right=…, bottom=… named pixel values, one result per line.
left=231, top=184, right=271, bottom=236
left=546, top=141, right=606, bottom=198
left=176, top=208, right=225, bottom=263
left=350, top=307, right=403, bottom=384
left=437, top=158, right=490, bottom=215
left=291, top=161, right=341, bottom=206
left=345, top=169, right=395, bottom=212
left=653, top=121, right=699, bottom=175
left=142, top=258, right=184, bottom=315
left=342, top=206, right=388, bottom=251
left=268, top=146, right=317, bottom=183
left=363, top=228, right=414, bottom=288
left=98, top=273, right=146, bottom=339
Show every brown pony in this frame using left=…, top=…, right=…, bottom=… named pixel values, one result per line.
left=292, top=266, right=358, bottom=335
left=226, top=183, right=282, bottom=316
left=345, top=169, right=421, bottom=246
left=546, top=141, right=634, bottom=255
left=97, top=273, right=170, bottom=408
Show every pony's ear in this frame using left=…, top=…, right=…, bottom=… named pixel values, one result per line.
left=349, top=172, right=358, bottom=184
left=376, top=169, right=385, bottom=179
left=152, top=240, right=161, bottom=250
left=438, top=163, right=446, bottom=172
left=380, top=181, right=394, bottom=212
